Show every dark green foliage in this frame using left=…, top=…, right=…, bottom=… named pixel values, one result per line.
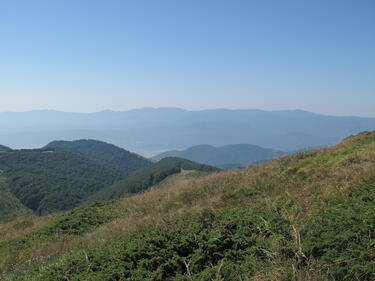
left=33, top=207, right=293, bottom=281
left=303, top=177, right=375, bottom=281
left=0, top=148, right=121, bottom=215
left=88, top=157, right=219, bottom=201
left=39, top=200, right=119, bottom=236
left=0, top=177, right=32, bottom=222
left=0, top=201, right=119, bottom=259
left=45, top=139, right=152, bottom=176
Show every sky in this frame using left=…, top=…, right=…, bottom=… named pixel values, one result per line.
left=0, top=0, right=374, bottom=117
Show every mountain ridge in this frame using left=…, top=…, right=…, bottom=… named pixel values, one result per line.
left=45, top=139, right=152, bottom=176
left=2, top=107, right=373, bottom=118
left=153, top=143, right=284, bottom=168
left=1, top=108, right=375, bottom=152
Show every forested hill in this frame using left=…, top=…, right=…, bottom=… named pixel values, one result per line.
left=88, top=157, right=219, bottom=202
left=153, top=144, right=284, bottom=168
left=0, top=176, right=33, bottom=222
left=0, top=148, right=122, bottom=215
left=45, top=139, right=152, bottom=176
left=0, top=145, right=12, bottom=152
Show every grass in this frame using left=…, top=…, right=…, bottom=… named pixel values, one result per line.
left=0, top=131, right=374, bottom=280
left=151, top=169, right=210, bottom=190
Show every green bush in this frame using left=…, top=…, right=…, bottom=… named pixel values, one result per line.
left=303, top=178, right=375, bottom=281
left=0, top=201, right=119, bottom=256
left=32, top=207, right=292, bottom=281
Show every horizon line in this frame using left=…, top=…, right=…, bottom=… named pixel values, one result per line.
left=0, top=107, right=373, bottom=118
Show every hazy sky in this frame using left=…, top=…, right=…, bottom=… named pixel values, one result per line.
left=1, top=0, right=374, bottom=116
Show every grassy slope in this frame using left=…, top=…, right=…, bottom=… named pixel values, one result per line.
left=45, top=139, right=152, bottom=176
left=151, top=169, right=211, bottom=190
left=0, top=131, right=374, bottom=280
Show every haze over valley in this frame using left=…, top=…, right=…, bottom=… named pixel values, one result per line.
left=1, top=108, right=375, bottom=156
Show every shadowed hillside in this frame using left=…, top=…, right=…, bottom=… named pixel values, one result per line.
left=0, top=131, right=374, bottom=280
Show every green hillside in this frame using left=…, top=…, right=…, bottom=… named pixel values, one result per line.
left=153, top=144, right=284, bottom=168
left=0, top=145, right=12, bottom=152
left=0, top=176, right=33, bottom=222
left=151, top=169, right=211, bottom=190
left=88, top=157, right=219, bottom=201
left=46, top=139, right=152, bottom=176
left=0, top=131, right=374, bottom=281
left=0, top=148, right=122, bottom=215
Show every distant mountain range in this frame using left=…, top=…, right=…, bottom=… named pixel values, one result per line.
left=153, top=144, right=284, bottom=169
left=1, top=108, right=375, bottom=153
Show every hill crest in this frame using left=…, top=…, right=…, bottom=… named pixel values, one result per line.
left=45, top=139, right=152, bottom=176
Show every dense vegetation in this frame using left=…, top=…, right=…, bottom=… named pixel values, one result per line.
left=23, top=179, right=374, bottom=281
left=0, top=131, right=374, bottom=280
left=88, top=157, right=219, bottom=201
left=153, top=144, right=284, bottom=168
left=0, top=176, right=32, bottom=222
left=303, top=178, right=375, bottom=280
left=0, top=148, right=121, bottom=215
left=46, top=139, right=152, bottom=176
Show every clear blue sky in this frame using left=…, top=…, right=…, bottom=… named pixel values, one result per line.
left=1, top=0, right=374, bottom=116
